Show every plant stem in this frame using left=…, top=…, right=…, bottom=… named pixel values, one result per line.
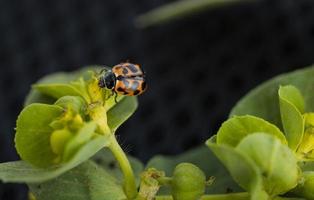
left=109, top=135, right=137, bottom=199
left=88, top=102, right=137, bottom=199
left=157, top=177, right=172, bottom=186
left=88, top=104, right=111, bottom=134
left=155, top=192, right=249, bottom=200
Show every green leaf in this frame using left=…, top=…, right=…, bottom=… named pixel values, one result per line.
left=33, top=84, right=84, bottom=100
left=91, top=149, right=144, bottom=187
left=146, top=145, right=242, bottom=195
left=230, top=66, right=314, bottom=130
left=0, top=135, right=108, bottom=183
left=206, top=139, right=268, bottom=200
left=25, top=72, right=79, bottom=106
left=24, top=67, right=101, bottom=106
left=216, top=115, right=287, bottom=147
left=279, top=85, right=305, bottom=113
left=33, top=77, right=92, bottom=103
left=63, top=122, right=97, bottom=161
left=29, top=160, right=126, bottom=200
left=54, top=96, right=86, bottom=116
left=135, top=0, right=251, bottom=28
left=236, top=133, right=299, bottom=195
left=278, top=85, right=305, bottom=151
left=24, top=92, right=56, bottom=107
left=15, top=103, right=64, bottom=167
left=107, top=96, right=138, bottom=132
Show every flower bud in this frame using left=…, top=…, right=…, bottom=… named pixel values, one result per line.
left=50, top=129, right=73, bottom=156
left=171, top=163, right=206, bottom=200
left=297, top=113, right=314, bottom=159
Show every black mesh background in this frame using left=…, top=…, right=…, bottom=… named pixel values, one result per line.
left=1, top=0, right=314, bottom=199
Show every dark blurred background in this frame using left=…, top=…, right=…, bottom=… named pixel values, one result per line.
left=1, top=0, right=314, bottom=199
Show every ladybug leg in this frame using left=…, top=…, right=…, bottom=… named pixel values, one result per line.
left=105, top=90, right=114, bottom=100
left=114, top=92, right=118, bottom=103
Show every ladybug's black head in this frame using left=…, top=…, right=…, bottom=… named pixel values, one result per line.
left=98, top=70, right=116, bottom=90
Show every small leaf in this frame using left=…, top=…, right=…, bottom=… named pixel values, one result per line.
left=206, top=139, right=268, bottom=200
left=216, top=115, right=287, bottom=147
left=279, top=85, right=305, bottom=151
left=279, top=85, right=305, bottom=113
left=54, top=96, right=86, bottom=115
left=50, top=129, right=73, bottom=156
left=63, top=122, right=97, bottom=161
left=24, top=67, right=101, bottom=106
left=236, top=133, right=299, bottom=195
left=25, top=72, right=80, bottom=106
left=33, top=84, right=84, bottom=100
left=15, top=103, right=64, bottom=167
left=0, top=135, right=108, bottom=183
left=107, top=96, right=138, bottom=132
left=71, top=77, right=92, bottom=102
left=29, top=161, right=126, bottom=200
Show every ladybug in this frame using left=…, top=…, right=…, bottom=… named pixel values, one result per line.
left=98, top=62, right=147, bottom=101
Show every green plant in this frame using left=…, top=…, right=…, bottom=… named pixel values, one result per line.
left=0, top=66, right=314, bottom=200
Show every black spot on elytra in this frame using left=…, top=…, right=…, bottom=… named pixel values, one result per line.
left=117, top=87, right=124, bottom=92
left=122, top=68, right=128, bottom=75
left=127, top=64, right=138, bottom=73
left=116, top=88, right=128, bottom=95
left=131, top=81, right=139, bottom=91
left=133, top=90, right=140, bottom=95
left=117, top=75, right=123, bottom=80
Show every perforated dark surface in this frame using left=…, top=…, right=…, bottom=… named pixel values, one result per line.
left=1, top=0, right=314, bottom=199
